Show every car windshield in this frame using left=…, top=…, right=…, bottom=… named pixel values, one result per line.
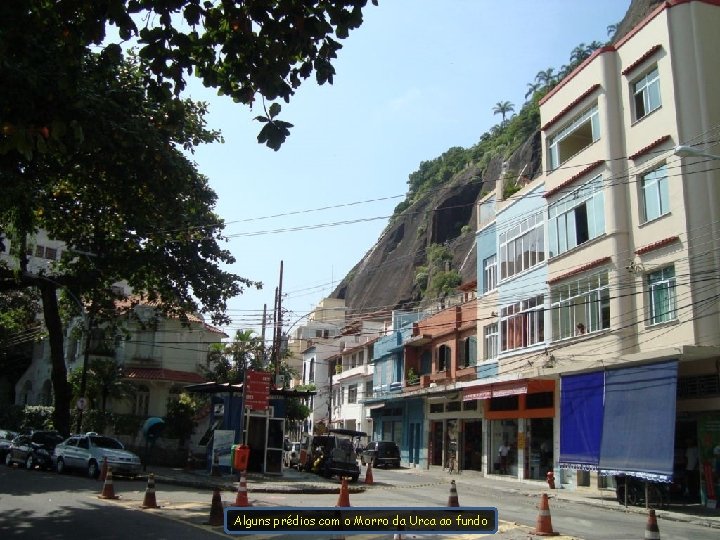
left=89, top=436, right=124, bottom=450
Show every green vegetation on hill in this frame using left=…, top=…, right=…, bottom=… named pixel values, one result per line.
left=392, top=41, right=605, bottom=218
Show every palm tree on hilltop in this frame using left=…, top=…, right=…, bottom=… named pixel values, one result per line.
left=492, top=101, right=515, bottom=123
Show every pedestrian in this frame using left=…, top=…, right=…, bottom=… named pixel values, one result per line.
left=498, top=440, right=510, bottom=474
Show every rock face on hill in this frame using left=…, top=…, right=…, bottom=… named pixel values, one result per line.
left=330, top=0, right=656, bottom=317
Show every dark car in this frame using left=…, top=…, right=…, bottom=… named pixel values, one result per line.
left=0, top=429, right=18, bottom=462
left=5, top=430, right=65, bottom=470
left=360, top=441, right=401, bottom=468
left=299, top=429, right=366, bottom=482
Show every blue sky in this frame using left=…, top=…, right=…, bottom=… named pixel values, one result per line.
left=183, top=0, right=631, bottom=338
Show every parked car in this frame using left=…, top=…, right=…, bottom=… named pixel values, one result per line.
left=299, top=429, right=366, bottom=482
left=0, top=429, right=19, bottom=462
left=5, top=430, right=65, bottom=470
left=53, top=432, right=142, bottom=478
left=283, top=441, right=301, bottom=469
left=360, top=441, right=401, bottom=468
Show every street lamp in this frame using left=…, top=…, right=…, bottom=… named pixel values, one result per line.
left=674, top=145, right=720, bottom=160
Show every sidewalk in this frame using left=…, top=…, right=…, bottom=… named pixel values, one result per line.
left=144, top=464, right=720, bottom=530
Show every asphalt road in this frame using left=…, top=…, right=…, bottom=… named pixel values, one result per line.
left=1, top=463, right=717, bottom=540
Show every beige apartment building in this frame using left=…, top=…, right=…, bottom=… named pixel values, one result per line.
left=538, top=0, right=720, bottom=501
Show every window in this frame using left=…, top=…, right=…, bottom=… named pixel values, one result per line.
left=437, top=345, right=451, bottom=371
left=365, top=380, right=373, bottom=398
left=548, top=105, right=600, bottom=170
left=483, top=254, right=497, bottom=292
left=641, top=164, right=669, bottom=222
left=460, top=336, right=477, bottom=368
left=483, top=323, right=498, bottom=360
left=348, top=384, right=358, bottom=404
left=134, top=385, right=150, bottom=416
left=551, top=272, right=610, bottom=340
left=500, top=295, right=545, bottom=352
left=647, top=266, right=676, bottom=324
left=548, top=175, right=605, bottom=257
left=633, top=67, right=661, bottom=121
left=499, top=213, right=544, bottom=280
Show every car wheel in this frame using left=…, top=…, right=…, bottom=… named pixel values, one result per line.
left=5, top=453, right=12, bottom=466
left=88, top=460, right=99, bottom=479
left=25, top=455, right=34, bottom=470
left=56, top=458, right=66, bottom=474
left=351, top=475, right=359, bottom=483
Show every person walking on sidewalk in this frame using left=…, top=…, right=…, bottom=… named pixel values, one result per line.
left=498, top=441, right=510, bottom=475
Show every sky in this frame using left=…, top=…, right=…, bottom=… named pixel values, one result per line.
left=181, top=0, right=632, bottom=340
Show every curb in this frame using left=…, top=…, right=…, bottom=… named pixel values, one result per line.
left=153, top=474, right=368, bottom=495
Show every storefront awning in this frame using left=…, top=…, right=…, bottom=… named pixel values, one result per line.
left=559, top=371, right=604, bottom=471
left=462, top=379, right=553, bottom=401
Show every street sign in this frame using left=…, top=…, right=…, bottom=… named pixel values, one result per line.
left=245, top=370, right=270, bottom=411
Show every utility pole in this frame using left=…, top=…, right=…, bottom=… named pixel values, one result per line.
left=273, top=261, right=284, bottom=382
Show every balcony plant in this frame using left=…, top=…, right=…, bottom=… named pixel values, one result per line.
left=406, top=367, right=419, bottom=386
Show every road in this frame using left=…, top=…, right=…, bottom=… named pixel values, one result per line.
left=1, top=463, right=717, bottom=539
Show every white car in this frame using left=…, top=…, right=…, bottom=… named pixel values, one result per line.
left=53, top=432, right=142, bottom=478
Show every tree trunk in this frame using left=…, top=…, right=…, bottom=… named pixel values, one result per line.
left=39, top=282, right=71, bottom=436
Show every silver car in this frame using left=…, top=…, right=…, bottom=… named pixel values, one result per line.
left=53, top=432, right=142, bottom=478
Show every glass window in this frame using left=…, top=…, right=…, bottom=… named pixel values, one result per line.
left=499, top=214, right=544, bottom=280
left=548, top=175, right=605, bottom=257
left=633, top=67, right=661, bottom=121
left=500, top=295, right=545, bottom=352
left=551, top=272, right=610, bottom=341
left=348, top=384, right=358, bottom=404
left=483, top=323, right=498, bottom=360
left=647, top=266, right=676, bottom=324
left=548, top=105, right=600, bottom=170
left=641, top=164, right=670, bottom=222
left=483, top=254, right=497, bottom=293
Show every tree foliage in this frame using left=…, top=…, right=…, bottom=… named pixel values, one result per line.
left=0, top=53, right=253, bottom=436
left=0, top=0, right=376, bottom=155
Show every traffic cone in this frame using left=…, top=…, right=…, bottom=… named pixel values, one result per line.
left=534, top=493, right=559, bottom=536
left=211, top=450, right=221, bottom=477
left=335, top=477, right=351, bottom=507
left=364, top=461, right=374, bottom=485
left=141, top=473, right=159, bottom=509
left=447, top=479, right=460, bottom=507
left=207, top=488, right=224, bottom=526
left=234, top=470, right=252, bottom=507
left=98, top=468, right=119, bottom=500
left=99, top=456, right=108, bottom=482
left=644, top=509, right=661, bottom=540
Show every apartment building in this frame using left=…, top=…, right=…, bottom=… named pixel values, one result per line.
left=467, top=0, right=720, bottom=501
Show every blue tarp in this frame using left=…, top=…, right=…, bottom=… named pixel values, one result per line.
left=559, top=371, right=605, bottom=470
left=598, top=361, right=677, bottom=481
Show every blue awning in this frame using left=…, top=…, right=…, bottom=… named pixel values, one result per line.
left=559, top=371, right=605, bottom=470
left=598, top=361, right=677, bottom=481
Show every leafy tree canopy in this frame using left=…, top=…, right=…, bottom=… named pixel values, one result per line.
left=0, top=0, right=376, bottom=154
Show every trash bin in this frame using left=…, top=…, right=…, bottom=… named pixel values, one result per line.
left=233, top=444, right=250, bottom=471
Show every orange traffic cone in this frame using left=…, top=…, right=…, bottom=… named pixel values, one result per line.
left=335, top=477, right=351, bottom=507
left=207, top=488, right=224, bottom=526
left=98, top=468, right=119, bottom=500
left=141, top=473, right=159, bottom=509
left=364, top=461, right=374, bottom=485
left=534, top=493, right=559, bottom=536
left=234, top=470, right=252, bottom=507
left=99, top=456, right=108, bottom=482
left=447, top=479, right=460, bottom=507
left=644, top=509, right=661, bottom=540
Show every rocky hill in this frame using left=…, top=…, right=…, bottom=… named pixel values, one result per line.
left=329, top=0, right=660, bottom=318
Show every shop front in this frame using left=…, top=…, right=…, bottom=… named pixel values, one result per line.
left=463, top=378, right=556, bottom=480
left=427, top=392, right=483, bottom=472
